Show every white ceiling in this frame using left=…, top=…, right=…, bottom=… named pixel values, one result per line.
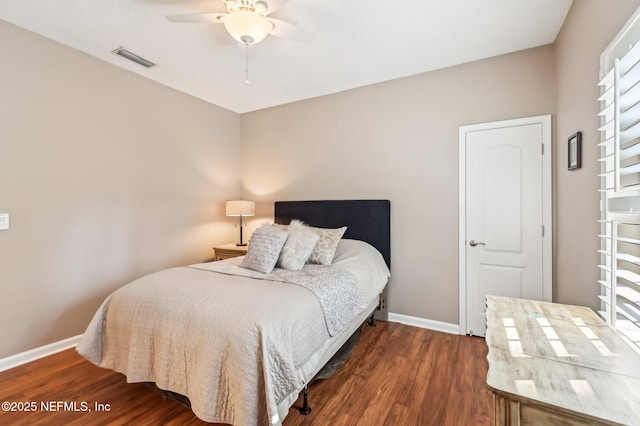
left=0, top=0, right=572, bottom=114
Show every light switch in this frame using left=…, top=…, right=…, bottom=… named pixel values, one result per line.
left=0, top=213, right=9, bottom=230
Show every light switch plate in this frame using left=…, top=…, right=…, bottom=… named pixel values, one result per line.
left=0, top=213, right=9, bottom=230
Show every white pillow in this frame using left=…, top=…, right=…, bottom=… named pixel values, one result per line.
left=277, top=220, right=320, bottom=270
left=307, top=226, right=347, bottom=265
left=330, top=239, right=391, bottom=302
left=241, top=224, right=288, bottom=273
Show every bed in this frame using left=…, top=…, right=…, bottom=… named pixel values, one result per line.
left=76, top=199, right=391, bottom=425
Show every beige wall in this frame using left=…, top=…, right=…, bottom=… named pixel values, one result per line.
left=241, top=46, right=556, bottom=325
left=554, top=0, right=640, bottom=310
left=0, top=21, right=241, bottom=358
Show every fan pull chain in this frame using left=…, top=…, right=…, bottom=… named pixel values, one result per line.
left=244, top=41, right=250, bottom=84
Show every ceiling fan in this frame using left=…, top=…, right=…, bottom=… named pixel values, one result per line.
left=166, top=0, right=298, bottom=46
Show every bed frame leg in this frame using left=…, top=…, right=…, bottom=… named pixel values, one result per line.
left=299, top=385, right=312, bottom=415
left=368, top=311, right=376, bottom=327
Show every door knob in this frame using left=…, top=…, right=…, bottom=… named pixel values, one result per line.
left=469, top=240, right=486, bottom=247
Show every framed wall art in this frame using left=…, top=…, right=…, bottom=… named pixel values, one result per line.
left=568, top=131, right=582, bottom=170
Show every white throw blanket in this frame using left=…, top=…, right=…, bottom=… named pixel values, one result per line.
left=190, top=257, right=367, bottom=336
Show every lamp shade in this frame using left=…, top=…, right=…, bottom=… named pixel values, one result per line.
left=223, top=10, right=272, bottom=44
left=226, top=200, right=255, bottom=216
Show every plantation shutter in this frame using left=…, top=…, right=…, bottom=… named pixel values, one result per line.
left=598, top=39, right=640, bottom=352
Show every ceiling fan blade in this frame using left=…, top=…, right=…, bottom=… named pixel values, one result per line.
left=265, top=0, right=290, bottom=15
left=268, top=18, right=314, bottom=43
left=166, top=13, right=225, bottom=24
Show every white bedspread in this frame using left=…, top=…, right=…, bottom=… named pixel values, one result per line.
left=76, top=239, right=389, bottom=426
left=190, top=258, right=367, bottom=336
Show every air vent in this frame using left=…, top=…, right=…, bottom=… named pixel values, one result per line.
left=112, top=47, right=155, bottom=68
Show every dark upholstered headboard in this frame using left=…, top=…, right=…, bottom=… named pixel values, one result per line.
left=274, top=200, right=391, bottom=269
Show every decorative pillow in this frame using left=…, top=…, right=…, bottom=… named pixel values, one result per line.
left=307, top=226, right=347, bottom=265
left=277, top=220, right=320, bottom=270
left=241, top=224, right=288, bottom=273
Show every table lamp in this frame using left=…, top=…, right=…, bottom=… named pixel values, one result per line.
left=226, top=200, right=255, bottom=246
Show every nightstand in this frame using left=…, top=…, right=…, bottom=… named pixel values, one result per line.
left=212, top=243, right=248, bottom=261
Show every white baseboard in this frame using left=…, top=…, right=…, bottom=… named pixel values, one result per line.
left=0, top=334, right=83, bottom=373
left=388, top=312, right=460, bottom=335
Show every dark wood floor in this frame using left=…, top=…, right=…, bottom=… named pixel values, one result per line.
left=0, top=321, right=493, bottom=425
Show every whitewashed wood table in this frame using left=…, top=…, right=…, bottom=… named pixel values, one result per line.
left=485, top=295, right=640, bottom=425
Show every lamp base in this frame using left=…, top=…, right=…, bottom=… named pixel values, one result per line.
left=236, top=243, right=248, bottom=247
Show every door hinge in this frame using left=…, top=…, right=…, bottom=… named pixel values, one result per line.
left=541, top=144, right=544, bottom=155
left=542, top=225, right=545, bottom=237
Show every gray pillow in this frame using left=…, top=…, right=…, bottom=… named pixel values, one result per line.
left=277, top=220, right=320, bottom=270
left=241, top=224, right=289, bottom=273
left=307, top=226, right=347, bottom=265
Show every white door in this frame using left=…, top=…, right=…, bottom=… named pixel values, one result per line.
left=459, top=115, right=552, bottom=336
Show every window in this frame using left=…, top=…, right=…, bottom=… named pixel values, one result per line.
left=598, top=8, right=640, bottom=353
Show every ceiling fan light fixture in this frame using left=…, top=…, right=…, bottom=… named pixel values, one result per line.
left=254, top=1, right=268, bottom=14
left=224, top=10, right=272, bottom=44
left=224, top=0, right=238, bottom=13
